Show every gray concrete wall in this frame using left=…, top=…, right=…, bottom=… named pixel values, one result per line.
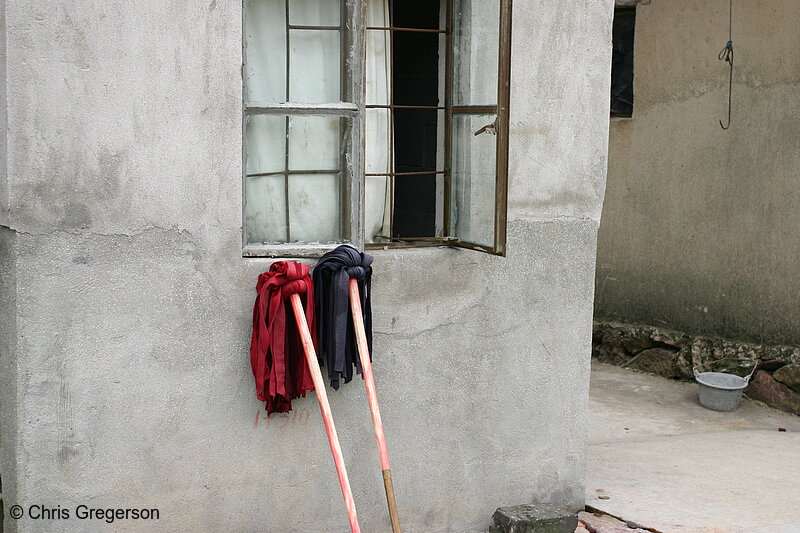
left=597, top=0, right=800, bottom=346
left=0, top=1, right=611, bottom=532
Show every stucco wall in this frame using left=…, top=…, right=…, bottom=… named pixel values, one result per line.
left=0, top=1, right=612, bottom=532
left=597, top=0, right=800, bottom=346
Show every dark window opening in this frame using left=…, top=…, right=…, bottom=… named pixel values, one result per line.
left=390, top=0, right=441, bottom=238
left=611, top=7, right=635, bottom=118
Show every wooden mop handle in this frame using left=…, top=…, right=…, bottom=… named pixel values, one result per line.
left=348, top=278, right=402, bottom=533
left=289, top=293, right=361, bottom=533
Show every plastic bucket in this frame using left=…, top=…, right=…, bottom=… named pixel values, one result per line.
left=694, top=361, right=757, bottom=412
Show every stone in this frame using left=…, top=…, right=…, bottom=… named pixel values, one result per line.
left=621, top=333, right=655, bottom=355
left=594, top=327, right=629, bottom=366
left=690, top=338, right=715, bottom=370
left=490, top=504, right=577, bottom=533
left=746, top=371, right=800, bottom=416
left=773, top=364, right=800, bottom=393
left=592, top=321, right=800, bottom=386
left=627, top=348, right=678, bottom=378
left=674, top=347, right=695, bottom=379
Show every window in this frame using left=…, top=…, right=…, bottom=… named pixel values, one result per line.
left=611, top=7, right=635, bottom=117
left=243, top=0, right=512, bottom=256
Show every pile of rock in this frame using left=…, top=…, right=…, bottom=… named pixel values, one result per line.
left=593, top=322, right=800, bottom=416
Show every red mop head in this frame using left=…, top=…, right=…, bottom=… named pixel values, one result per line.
left=250, top=261, right=316, bottom=414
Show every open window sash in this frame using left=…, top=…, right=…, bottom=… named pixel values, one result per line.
left=444, top=0, right=512, bottom=256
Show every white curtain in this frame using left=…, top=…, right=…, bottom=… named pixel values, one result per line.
left=364, top=0, right=392, bottom=243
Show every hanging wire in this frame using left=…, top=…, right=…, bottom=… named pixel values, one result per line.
left=718, top=0, right=734, bottom=130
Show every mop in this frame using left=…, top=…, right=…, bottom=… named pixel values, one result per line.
left=250, top=261, right=361, bottom=532
left=314, top=245, right=402, bottom=533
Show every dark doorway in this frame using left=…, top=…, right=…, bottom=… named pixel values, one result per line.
left=611, top=7, right=635, bottom=117
left=391, top=0, right=441, bottom=238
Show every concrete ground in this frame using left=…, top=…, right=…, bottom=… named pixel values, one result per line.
left=586, top=362, right=800, bottom=533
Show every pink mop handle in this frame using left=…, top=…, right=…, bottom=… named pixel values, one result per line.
left=349, top=278, right=402, bottom=533
left=290, top=293, right=361, bottom=533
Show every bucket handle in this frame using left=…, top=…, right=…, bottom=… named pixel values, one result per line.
left=743, top=360, right=758, bottom=383
left=693, top=360, right=758, bottom=382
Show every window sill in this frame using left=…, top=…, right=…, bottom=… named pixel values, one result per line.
left=243, top=243, right=351, bottom=258
left=243, top=238, right=459, bottom=258
left=365, top=237, right=457, bottom=251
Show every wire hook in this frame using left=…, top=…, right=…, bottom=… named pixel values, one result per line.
left=718, top=40, right=733, bottom=130
left=718, top=0, right=734, bottom=130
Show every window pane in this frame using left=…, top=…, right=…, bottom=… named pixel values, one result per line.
left=245, top=0, right=343, bottom=104
left=245, top=115, right=349, bottom=245
left=450, top=113, right=497, bottom=247
left=452, top=0, right=500, bottom=106
left=287, top=174, right=341, bottom=242
left=289, top=29, right=341, bottom=102
left=288, top=116, right=342, bottom=171
left=246, top=175, right=288, bottom=243
left=289, top=0, right=341, bottom=26
left=246, top=114, right=286, bottom=175
left=244, top=0, right=287, bottom=102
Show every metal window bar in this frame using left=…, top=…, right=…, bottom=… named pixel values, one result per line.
left=366, top=170, right=446, bottom=177
left=366, top=26, right=447, bottom=33
left=366, top=104, right=445, bottom=110
left=288, top=25, right=342, bottom=30
left=248, top=169, right=342, bottom=178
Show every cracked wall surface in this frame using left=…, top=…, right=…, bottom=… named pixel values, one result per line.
left=596, top=0, right=800, bottom=346
left=0, top=1, right=612, bottom=532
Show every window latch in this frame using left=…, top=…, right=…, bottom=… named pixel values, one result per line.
left=473, top=119, right=497, bottom=137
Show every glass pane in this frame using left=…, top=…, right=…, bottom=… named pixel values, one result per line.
left=452, top=0, right=500, bottom=106
left=244, top=0, right=287, bottom=102
left=289, top=0, right=341, bottom=26
left=245, top=115, right=286, bottom=175
left=287, top=174, right=341, bottom=242
left=289, top=29, right=341, bottom=102
left=245, top=0, right=344, bottom=104
left=246, top=175, right=288, bottom=243
left=288, top=116, right=342, bottom=171
left=450, top=113, right=497, bottom=247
